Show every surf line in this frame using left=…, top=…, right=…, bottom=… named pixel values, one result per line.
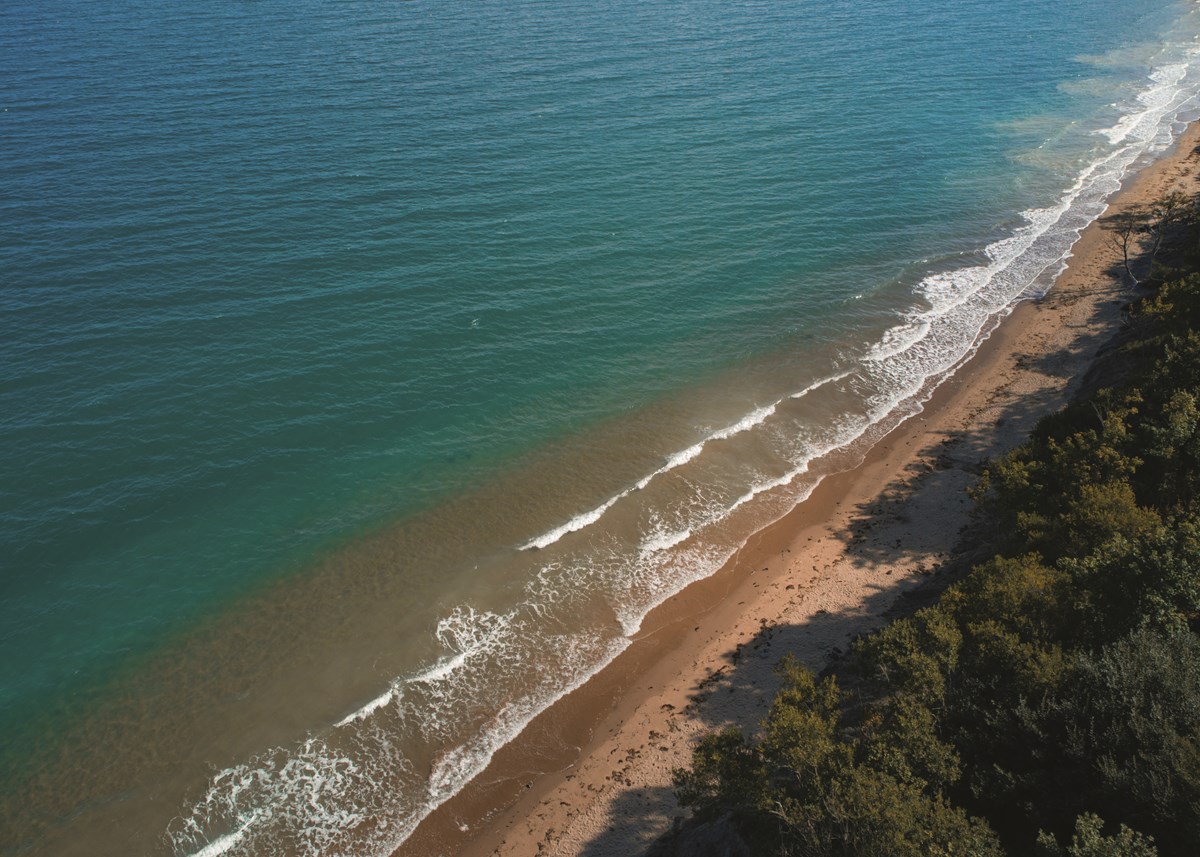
left=519, top=369, right=854, bottom=552
left=186, top=813, right=259, bottom=857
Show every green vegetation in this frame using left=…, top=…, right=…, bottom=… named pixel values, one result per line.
left=669, top=199, right=1200, bottom=856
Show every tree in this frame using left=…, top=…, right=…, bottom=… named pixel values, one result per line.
left=1036, top=813, right=1157, bottom=857
left=1103, top=192, right=1192, bottom=288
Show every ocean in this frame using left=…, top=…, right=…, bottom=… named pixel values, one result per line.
left=3, top=0, right=1200, bottom=853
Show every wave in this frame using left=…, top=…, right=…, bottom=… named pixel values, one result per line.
left=790, top=369, right=853, bottom=398
left=519, top=489, right=631, bottom=551
left=333, top=687, right=396, bottom=728
left=171, top=602, right=630, bottom=857
left=855, top=61, right=1199, bottom=385
left=1099, top=63, right=1189, bottom=146
left=187, top=816, right=258, bottom=857
left=520, top=386, right=833, bottom=551
left=866, top=320, right=933, bottom=362
left=640, top=525, right=693, bottom=553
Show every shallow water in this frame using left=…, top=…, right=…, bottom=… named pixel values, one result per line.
left=3, top=0, right=1200, bottom=853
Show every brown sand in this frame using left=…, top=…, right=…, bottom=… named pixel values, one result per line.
left=396, top=122, right=1200, bottom=857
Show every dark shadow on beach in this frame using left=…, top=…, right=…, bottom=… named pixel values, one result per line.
left=575, top=785, right=677, bottom=857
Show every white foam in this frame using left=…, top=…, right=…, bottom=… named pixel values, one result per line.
left=187, top=815, right=256, bottom=857
left=1098, top=62, right=1190, bottom=145
left=172, top=609, right=628, bottom=857
left=636, top=442, right=703, bottom=489
left=728, top=463, right=810, bottom=514
left=336, top=637, right=486, bottom=729
left=519, top=491, right=628, bottom=550
left=417, top=633, right=630, bottom=819
left=789, top=369, right=853, bottom=399
left=408, top=651, right=469, bottom=685
left=334, top=687, right=396, bottom=728
left=520, top=405, right=777, bottom=551
left=615, top=469, right=831, bottom=637
left=885, top=53, right=1198, bottom=389
left=611, top=344, right=975, bottom=637
left=866, top=320, right=933, bottom=362
left=521, top=368, right=859, bottom=553
left=710, top=402, right=777, bottom=441
left=639, top=527, right=692, bottom=553
left=434, top=606, right=510, bottom=659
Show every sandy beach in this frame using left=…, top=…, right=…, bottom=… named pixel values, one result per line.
left=393, top=122, right=1200, bottom=857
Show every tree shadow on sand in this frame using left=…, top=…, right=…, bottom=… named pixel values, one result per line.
left=575, top=785, right=677, bottom=857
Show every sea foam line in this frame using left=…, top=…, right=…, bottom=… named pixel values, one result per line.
left=415, top=635, right=630, bottom=823
left=334, top=687, right=396, bottom=729
left=868, top=56, right=1200, bottom=375
left=868, top=72, right=1198, bottom=375
left=1099, top=62, right=1189, bottom=146
left=521, top=373, right=851, bottom=552
left=620, top=303, right=1031, bottom=638
left=187, top=815, right=258, bottom=857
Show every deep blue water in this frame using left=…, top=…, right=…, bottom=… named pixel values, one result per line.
left=3, top=1, right=1200, bottom=853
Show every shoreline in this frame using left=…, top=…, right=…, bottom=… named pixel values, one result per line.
left=395, top=121, right=1200, bottom=857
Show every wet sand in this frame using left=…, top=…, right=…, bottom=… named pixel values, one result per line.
left=391, top=120, right=1200, bottom=857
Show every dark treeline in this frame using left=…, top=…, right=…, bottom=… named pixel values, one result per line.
left=663, top=197, right=1200, bottom=856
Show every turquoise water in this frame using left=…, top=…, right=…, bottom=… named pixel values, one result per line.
left=3, top=0, right=1200, bottom=853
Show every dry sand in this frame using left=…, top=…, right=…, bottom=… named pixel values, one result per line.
left=396, top=122, right=1200, bottom=857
